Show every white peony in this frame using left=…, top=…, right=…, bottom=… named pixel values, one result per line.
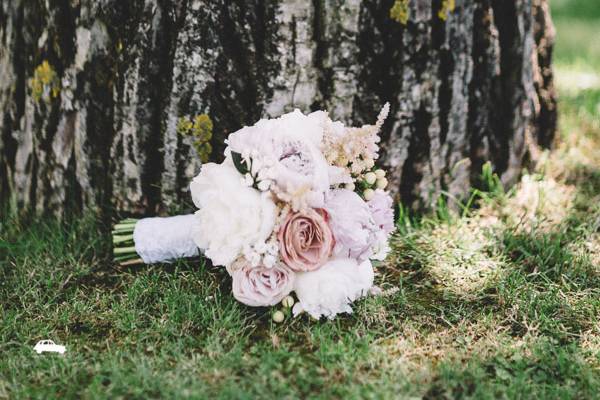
left=227, top=109, right=348, bottom=210
left=190, top=161, right=277, bottom=267
left=228, top=109, right=324, bottom=153
left=292, top=257, right=374, bottom=319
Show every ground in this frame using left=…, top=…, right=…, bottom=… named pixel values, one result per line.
left=1, top=1, right=599, bottom=398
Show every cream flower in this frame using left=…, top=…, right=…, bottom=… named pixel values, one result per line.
left=190, top=162, right=277, bottom=267
left=292, top=257, right=374, bottom=319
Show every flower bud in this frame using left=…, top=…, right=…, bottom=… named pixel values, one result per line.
left=364, top=172, right=376, bottom=185
left=364, top=158, right=375, bottom=169
left=272, top=310, right=285, bottom=323
left=282, top=295, right=295, bottom=308
left=345, top=182, right=355, bottom=191
left=375, top=169, right=385, bottom=178
left=257, top=179, right=271, bottom=191
left=376, top=177, right=388, bottom=189
left=363, top=188, right=375, bottom=201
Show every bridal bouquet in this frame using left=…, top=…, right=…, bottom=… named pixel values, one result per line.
left=113, top=104, right=395, bottom=320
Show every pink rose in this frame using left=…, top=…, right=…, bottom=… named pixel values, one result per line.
left=232, top=263, right=295, bottom=307
left=278, top=208, right=335, bottom=272
left=367, top=190, right=395, bottom=235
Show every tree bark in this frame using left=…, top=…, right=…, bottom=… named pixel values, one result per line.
left=0, top=0, right=556, bottom=217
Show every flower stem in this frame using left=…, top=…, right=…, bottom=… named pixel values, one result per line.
left=112, top=218, right=139, bottom=265
left=112, top=234, right=134, bottom=244
left=114, top=245, right=136, bottom=255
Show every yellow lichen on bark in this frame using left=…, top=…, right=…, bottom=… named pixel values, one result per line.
left=390, top=0, right=410, bottom=25
left=177, top=114, right=213, bottom=162
left=438, top=0, right=455, bottom=21
left=30, top=60, right=60, bottom=103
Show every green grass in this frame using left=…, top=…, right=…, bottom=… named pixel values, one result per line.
left=2, top=201, right=599, bottom=398
left=2, top=1, right=600, bottom=398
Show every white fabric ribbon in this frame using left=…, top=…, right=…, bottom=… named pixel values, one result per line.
left=133, top=214, right=199, bottom=264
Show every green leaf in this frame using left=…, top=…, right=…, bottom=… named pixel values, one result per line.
left=231, top=151, right=249, bottom=176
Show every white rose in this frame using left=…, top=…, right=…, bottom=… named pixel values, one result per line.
left=190, top=162, right=277, bottom=267
left=292, top=257, right=374, bottom=319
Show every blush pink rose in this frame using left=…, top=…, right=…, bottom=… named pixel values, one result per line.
left=231, top=263, right=295, bottom=307
left=278, top=208, right=334, bottom=272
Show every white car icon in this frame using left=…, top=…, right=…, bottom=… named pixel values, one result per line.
left=33, top=340, right=66, bottom=354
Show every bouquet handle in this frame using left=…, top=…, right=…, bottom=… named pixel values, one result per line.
left=113, top=214, right=199, bottom=265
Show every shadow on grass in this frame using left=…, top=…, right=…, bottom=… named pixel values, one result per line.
left=424, top=338, right=599, bottom=399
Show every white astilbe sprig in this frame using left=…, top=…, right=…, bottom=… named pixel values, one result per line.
left=321, top=102, right=390, bottom=175
left=375, top=101, right=390, bottom=131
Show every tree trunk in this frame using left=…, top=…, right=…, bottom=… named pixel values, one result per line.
left=0, top=0, right=556, bottom=217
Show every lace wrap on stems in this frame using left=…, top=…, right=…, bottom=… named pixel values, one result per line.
left=133, top=215, right=199, bottom=264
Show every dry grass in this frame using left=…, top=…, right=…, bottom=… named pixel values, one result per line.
left=375, top=318, right=537, bottom=372
left=581, top=327, right=600, bottom=369
left=414, top=221, right=505, bottom=298
left=501, top=175, right=576, bottom=232
left=555, top=67, right=600, bottom=94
